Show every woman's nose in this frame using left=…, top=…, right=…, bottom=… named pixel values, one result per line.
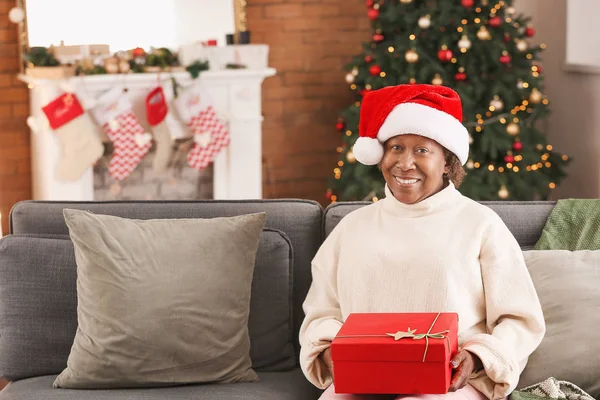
left=396, top=152, right=415, bottom=170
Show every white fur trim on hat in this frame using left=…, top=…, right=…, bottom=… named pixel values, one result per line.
left=377, top=102, right=470, bottom=165
left=353, top=136, right=384, bottom=166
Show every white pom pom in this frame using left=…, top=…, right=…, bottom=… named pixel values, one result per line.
left=8, top=7, right=25, bottom=24
left=352, top=137, right=384, bottom=166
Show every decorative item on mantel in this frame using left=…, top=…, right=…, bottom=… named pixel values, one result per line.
left=23, top=46, right=76, bottom=79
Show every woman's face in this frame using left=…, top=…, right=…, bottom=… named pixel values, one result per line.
left=380, top=134, right=450, bottom=205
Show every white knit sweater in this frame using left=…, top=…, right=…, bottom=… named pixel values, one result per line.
left=299, top=183, right=545, bottom=400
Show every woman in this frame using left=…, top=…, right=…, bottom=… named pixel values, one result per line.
left=299, top=84, right=545, bottom=400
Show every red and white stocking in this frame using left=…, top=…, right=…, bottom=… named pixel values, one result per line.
left=93, top=88, right=152, bottom=181
left=174, top=84, right=230, bottom=171
left=41, top=93, right=104, bottom=181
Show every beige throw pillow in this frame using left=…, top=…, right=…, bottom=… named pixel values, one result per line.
left=519, top=250, right=600, bottom=399
left=54, top=209, right=266, bottom=389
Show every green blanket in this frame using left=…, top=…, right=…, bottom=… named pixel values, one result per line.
left=510, top=377, right=594, bottom=400
left=534, top=199, right=600, bottom=250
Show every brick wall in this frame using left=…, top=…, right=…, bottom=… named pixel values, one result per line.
left=0, top=2, right=30, bottom=237
left=247, top=0, right=370, bottom=204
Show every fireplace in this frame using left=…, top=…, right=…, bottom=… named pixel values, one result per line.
left=20, top=67, right=275, bottom=201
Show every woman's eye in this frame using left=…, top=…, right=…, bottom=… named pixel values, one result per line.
left=416, top=148, right=429, bottom=153
left=392, top=145, right=402, bottom=151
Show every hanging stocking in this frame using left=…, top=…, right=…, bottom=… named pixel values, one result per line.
left=41, top=92, right=104, bottom=181
left=146, top=86, right=174, bottom=174
left=92, top=88, right=152, bottom=181
left=174, top=83, right=230, bottom=171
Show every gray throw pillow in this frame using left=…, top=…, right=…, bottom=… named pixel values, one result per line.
left=54, top=209, right=266, bottom=389
left=519, top=250, right=600, bottom=399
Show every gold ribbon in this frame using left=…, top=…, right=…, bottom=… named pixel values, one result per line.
left=335, top=312, right=450, bottom=362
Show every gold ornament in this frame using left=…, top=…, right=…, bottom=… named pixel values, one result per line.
left=477, top=26, right=492, bottom=40
left=345, top=72, right=355, bottom=84
left=466, top=160, right=474, bottom=169
left=346, top=150, right=356, bottom=163
left=458, top=35, right=472, bottom=50
left=516, top=39, right=528, bottom=52
left=432, top=74, right=443, bottom=86
left=506, top=6, right=516, bottom=15
left=507, top=123, right=520, bottom=136
left=498, top=185, right=509, bottom=199
left=405, top=49, right=419, bottom=63
left=468, top=134, right=474, bottom=144
left=352, top=67, right=359, bottom=76
left=490, top=95, right=504, bottom=111
left=517, top=80, right=525, bottom=89
left=400, top=0, right=413, bottom=3
left=418, top=15, right=431, bottom=29
left=529, top=88, right=543, bottom=104
left=536, top=144, right=544, bottom=151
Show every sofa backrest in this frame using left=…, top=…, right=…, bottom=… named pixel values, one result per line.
left=324, top=201, right=556, bottom=249
left=3, top=200, right=323, bottom=378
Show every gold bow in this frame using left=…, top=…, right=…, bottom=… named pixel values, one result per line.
left=335, top=312, right=450, bottom=362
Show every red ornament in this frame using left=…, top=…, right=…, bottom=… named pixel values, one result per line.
left=369, top=65, right=381, bottom=76
left=504, top=155, right=515, bottom=163
left=534, top=64, right=543, bottom=74
left=336, top=121, right=345, bottom=131
left=500, top=53, right=512, bottom=64
left=364, top=55, right=373, bottom=63
left=325, top=190, right=332, bottom=200
left=489, top=16, right=502, bottom=28
left=437, top=48, right=453, bottom=62
left=525, top=26, right=536, bottom=37
left=513, top=141, right=523, bottom=152
left=365, top=0, right=374, bottom=7
left=461, top=0, right=474, bottom=7
left=132, top=47, right=145, bottom=57
left=368, top=8, right=379, bottom=20
left=455, top=72, right=467, bottom=81
left=503, top=34, right=511, bottom=43
left=373, top=33, right=385, bottom=42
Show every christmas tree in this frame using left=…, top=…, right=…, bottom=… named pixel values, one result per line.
left=327, top=0, right=570, bottom=203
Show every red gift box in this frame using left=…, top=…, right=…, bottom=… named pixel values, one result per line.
left=331, top=312, right=459, bottom=395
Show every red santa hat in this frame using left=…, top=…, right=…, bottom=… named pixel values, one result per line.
left=353, top=84, right=469, bottom=166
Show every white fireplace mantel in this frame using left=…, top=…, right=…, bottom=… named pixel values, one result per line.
left=19, top=68, right=276, bottom=201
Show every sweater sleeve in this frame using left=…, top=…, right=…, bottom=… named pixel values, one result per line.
left=298, top=222, right=345, bottom=389
left=463, top=214, right=546, bottom=400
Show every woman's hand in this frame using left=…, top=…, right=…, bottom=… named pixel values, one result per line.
left=321, top=347, right=334, bottom=378
left=449, top=350, right=482, bottom=391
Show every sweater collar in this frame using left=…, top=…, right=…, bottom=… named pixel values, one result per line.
left=381, top=181, right=462, bottom=217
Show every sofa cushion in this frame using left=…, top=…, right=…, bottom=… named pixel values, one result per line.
left=0, top=370, right=321, bottom=400
left=323, top=201, right=555, bottom=249
left=518, top=250, right=600, bottom=398
left=57, top=210, right=268, bottom=388
left=0, top=226, right=295, bottom=381
left=10, top=200, right=323, bottom=356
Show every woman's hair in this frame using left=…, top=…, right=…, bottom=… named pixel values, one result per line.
left=444, top=149, right=466, bottom=188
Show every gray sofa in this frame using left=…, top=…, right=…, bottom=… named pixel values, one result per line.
left=0, top=199, right=597, bottom=399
